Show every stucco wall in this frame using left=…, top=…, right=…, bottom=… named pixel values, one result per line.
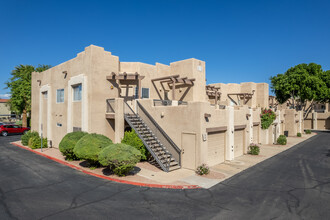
left=0, top=102, right=11, bottom=117
left=209, top=82, right=269, bottom=108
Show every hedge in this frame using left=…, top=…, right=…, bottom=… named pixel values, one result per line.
left=28, top=136, right=48, bottom=149
left=277, top=135, right=287, bottom=145
left=59, top=131, right=88, bottom=160
left=98, top=143, right=141, bottom=176
left=121, top=130, right=148, bottom=160
left=21, top=131, right=39, bottom=146
left=73, top=133, right=113, bottom=165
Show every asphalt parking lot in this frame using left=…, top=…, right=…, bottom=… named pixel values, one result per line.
left=1, top=132, right=330, bottom=219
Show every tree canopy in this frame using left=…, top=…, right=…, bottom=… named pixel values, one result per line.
left=5, top=64, right=51, bottom=127
left=270, top=63, right=329, bottom=111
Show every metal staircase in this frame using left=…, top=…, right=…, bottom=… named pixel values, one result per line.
left=124, top=102, right=181, bottom=172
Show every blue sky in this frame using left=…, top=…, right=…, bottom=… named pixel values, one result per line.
left=1, top=0, right=329, bottom=97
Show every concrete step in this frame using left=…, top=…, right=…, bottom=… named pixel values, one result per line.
left=169, top=165, right=181, bottom=171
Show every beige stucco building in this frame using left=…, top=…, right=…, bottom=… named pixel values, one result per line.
left=0, top=99, right=11, bottom=120
left=31, top=45, right=303, bottom=172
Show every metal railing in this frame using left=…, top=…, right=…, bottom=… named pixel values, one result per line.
left=123, top=102, right=172, bottom=171
left=153, top=99, right=188, bottom=106
left=153, top=99, right=172, bottom=106
left=106, top=99, right=115, bottom=113
left=178, top=101, right=188, bottom=105
left=136, top=101, right=181, bottom=166
left=219, top=105, right=226, bottom=109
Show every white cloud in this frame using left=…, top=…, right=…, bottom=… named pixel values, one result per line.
left=0, top=94, right=11, bottom=99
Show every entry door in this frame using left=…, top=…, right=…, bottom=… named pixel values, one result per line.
left=181, top=133, right=196, bottom=170
left=234, top=129, right=244, bottom=157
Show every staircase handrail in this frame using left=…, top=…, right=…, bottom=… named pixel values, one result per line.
left=136, top=101, right=181, bottom=165
left=123, top=102, right=172, bottom=171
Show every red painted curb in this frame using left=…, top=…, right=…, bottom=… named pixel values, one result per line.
left=10, top=142, right=200, bottom=189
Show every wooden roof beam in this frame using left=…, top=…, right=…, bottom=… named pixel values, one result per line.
left=151, top=75, right=180, bottom=82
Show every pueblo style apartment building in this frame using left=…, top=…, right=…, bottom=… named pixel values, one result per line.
left=31, top=45, right=304, bottom=172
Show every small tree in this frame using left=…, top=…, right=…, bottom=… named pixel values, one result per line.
left=5, top=64, right=51, bottom=127
left=270, top=63, right=329, bottom=117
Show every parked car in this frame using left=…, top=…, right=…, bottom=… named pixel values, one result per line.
left=0, top=124, right=30, bottom=136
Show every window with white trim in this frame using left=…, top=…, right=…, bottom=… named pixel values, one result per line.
left=56, top=89, right=64, bottom=103
left=73, top=84, right=82, bottom=101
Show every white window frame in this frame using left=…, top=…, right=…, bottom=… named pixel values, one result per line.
left=72, top=84, right=82, bottom=102
left=56, top=89, right=65, bottom=103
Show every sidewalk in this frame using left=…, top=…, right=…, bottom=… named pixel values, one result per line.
left=11, top=133, right=316, bottom=189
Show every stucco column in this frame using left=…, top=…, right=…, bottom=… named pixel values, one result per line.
left=114, top=98, right=124, bottom=143
left=39, top=85, right=51, bottom=142
left=67, top=74, right=88, bottom=133
left=247, top=108, right=253, bottom=152
left=312, top=111, right=317, bottom=129
left=265, top=127, right=269, bottom=144
left=298, top=111, right=302, bottom=133
left=226, top=106, right=234, bottom=160
left=277, top=110, right=281, bottom=137
left=247, top=109, right=253, bottom=145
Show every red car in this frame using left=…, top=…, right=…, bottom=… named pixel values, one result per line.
left=0, top=124, right=30, bottom=136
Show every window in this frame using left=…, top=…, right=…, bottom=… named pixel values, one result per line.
left=57, top=89, right=64, bottom=103
left=135, top=87, right=138, bottom=99
left=73, top=84, right=82, bottom=101
left=43, top=92, right=48, bottom=99
left=142, top=88, right=149, bottom=99
left=134, top=87, right=150, bottom=99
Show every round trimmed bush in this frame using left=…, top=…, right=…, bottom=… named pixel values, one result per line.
left=98, top=143, right=141, bottom=176
left=28, top=136, right=48, bottom=149
left=21, top=131, right=39, bottom=146
left=59, top=131, right=88, bottom=160
left=277, top=135, right=287, bottom=145
left=73, top=133, right=112, bottom=165
left=297, top=132, right=302, bottom=137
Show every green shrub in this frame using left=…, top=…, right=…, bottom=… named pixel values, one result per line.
left=305, top=129, right=312, bottom=134
left=121, top=130, right=148, bottom=160
left=59, top=131, right=88, bottom=160
left=21, top=131, right=39, bottom=146
left=277, top=135, right=287, bottom=145
left=196, top=164, right=210, bottom=175
left=98, top=143, right=141, bottom=176
left=73, top=133, right=112, bottom=165
left=28, top=135, right=48, bottom=149
left=297, top=132, right=302, bottom=137
left=260, top=109, right=276, bottom=130
left=15, top=120, right=22, bottom=126
left=248, top=143, right=260, bottom=155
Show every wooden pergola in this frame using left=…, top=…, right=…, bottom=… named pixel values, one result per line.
left=106, top=72, right=145, bottom=99
left=227, top=90, right=255, bottom=106
left=152, top=75, right=195, bottom=100
left=206, top=85, right=221, bottom=104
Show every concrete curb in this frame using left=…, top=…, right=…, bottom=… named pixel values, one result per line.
left=10, top=142, right=200, bottom=190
